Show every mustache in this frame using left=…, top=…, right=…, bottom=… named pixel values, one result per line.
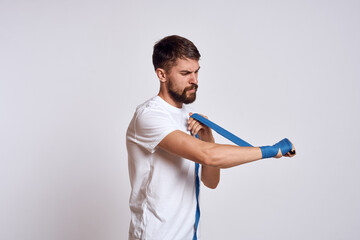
left=184, top=84, right=198, bottom=92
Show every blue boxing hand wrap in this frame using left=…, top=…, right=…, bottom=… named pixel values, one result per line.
left=260, top=138, right=293, bottom=159
left=259, top=146, right=279, bottom=159
left=274, top=138, right=293, bottom=155
left=189, top=113, right=294, bottom=239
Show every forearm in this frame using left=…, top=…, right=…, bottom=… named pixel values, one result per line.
left=198, top=131, right=220, bottom=188
left=160, top=130, right=269, bottom=170
left=196, top=121, right=262, bottom=168
left=197, top=129, right=263, bottom=169
left=201, top=164, right=220, bottom=188
left=203, top=143, right=263, bottom=168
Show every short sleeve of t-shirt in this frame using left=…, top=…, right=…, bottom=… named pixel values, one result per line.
left=134, top=108, right=178, bottom=153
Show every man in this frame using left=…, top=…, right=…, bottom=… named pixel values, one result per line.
left=126, top=35, right=296, bottom=240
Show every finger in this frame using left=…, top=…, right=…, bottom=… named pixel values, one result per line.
left=188, top=118, right=199, bottom=130
left=274, top=148, right=282, bottom=158
left=187, top=118, right=194, bottom=129
left=188, top=120, right=197, bottom=132
left=193, top=124, right=203, bottom=136
left=189, top=119, right=199, bottom=130
left=187, top=115, right=195, bottom=125
left=191, top=122, right=200, bottom=133
left=285, top=150, right=296, bottom=157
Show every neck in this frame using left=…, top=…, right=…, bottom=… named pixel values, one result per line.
left=158, top=90, right=183, bottom=109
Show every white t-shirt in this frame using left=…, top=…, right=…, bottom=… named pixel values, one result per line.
left=126, top=96, right=200, bottom=240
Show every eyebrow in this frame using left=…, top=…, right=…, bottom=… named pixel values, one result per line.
left=179, top=66, right=201, bottom=74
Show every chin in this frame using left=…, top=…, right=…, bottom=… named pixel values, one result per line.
left=184, top=95, right=196, bottom=104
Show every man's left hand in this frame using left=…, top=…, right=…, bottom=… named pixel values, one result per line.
left=188, top=112, right=214, bottom=142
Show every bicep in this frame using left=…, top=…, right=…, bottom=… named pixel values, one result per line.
left=158, top=130, right=211, bottom=165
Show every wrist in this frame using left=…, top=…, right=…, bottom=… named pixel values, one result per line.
left=260, top=146, right=279, bottom=159
left=199, top=131, right=214, bottom=143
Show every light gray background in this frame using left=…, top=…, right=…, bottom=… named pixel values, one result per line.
left=1, top=0, right=359, bottom=239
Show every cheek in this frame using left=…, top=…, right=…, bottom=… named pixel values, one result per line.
left=173, top=75, right=188, bottom=87
left=183, top=75, right=193, bottom=84
left=168, top=77, right=182, bottom=90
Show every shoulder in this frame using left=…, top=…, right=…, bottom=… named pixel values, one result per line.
left=128, top=97, right=179, bottom=152
left=134, top=96, right=172, bottom=127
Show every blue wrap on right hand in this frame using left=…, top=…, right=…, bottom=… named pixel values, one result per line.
left=260, top=138, right=292, bottom=159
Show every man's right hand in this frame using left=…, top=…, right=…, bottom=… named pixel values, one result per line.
left=275, top=140, right=296, bottom=158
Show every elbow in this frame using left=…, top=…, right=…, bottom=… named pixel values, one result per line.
left=199, top=144, right=221, bottom=189
left=201, top=145, right=222, bottom=168
left=204, top=181, right=219, bottom=189
left=200, top=148, right=214, bottom=167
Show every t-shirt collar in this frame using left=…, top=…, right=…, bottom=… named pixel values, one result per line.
left=155, top=95, right=185, bottom=113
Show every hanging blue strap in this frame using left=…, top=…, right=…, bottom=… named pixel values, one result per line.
left=193, top=161, right=200, bottom=240
left=191, top=113, right=293, bottom=239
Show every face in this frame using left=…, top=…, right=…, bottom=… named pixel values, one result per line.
left=166, top=58, right=200, bottom=104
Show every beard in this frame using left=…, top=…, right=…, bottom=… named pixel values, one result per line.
left=167, top=80, right=198, bottom=104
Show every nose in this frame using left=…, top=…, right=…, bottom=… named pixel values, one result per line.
left=189, top=73, right=198, bottom=85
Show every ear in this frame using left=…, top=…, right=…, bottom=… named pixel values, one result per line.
left=155, top=68, right=167, bottom=83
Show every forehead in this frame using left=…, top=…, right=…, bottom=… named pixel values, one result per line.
left=172, top=58, right=200, bottom=71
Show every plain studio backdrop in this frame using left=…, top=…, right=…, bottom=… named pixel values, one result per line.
left=1, top=0, right=359, bottom=239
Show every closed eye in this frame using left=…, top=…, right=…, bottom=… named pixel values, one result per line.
left=180, top=67, right=200, bottom=76
left=180, top=71, right=191, bottom=76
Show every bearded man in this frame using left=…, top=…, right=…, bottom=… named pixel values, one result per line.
left=126, top=35, right=295, bottom=240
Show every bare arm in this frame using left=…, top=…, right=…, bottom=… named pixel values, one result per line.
left=159, top=130, right=265, bottom=168
left=187, top=113, right=220, bottom=189
left=158, top=114, right=296, bottom=189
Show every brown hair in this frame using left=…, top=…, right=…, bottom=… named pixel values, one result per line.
left=152, top=35, right=201, bottom=72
